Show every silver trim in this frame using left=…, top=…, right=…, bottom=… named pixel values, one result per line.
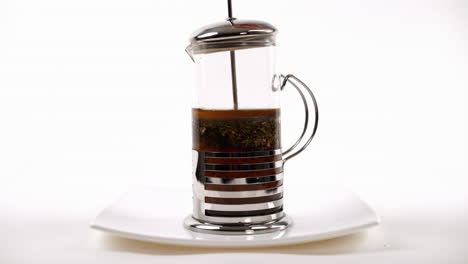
left=192, top=211, right=285, bottom=224
left=205, top=161, right=282, bottom=171
left=203, top=186, right=283, bottom=198
left=203, top=149, right=281, bottom=158
left=205, top=173, right=283, bottom=185
left=186, top=19, right=277, bottom=56
left=184, top=214, right=292, bottom=235
left=202, top=199, right=283, bottom=211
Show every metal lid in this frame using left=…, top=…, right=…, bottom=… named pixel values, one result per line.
left=187, top=19, right=277, bottom=55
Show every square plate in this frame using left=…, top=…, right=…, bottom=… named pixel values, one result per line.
left=91, top=186, right=379, bottom=248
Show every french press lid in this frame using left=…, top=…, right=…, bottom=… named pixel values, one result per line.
left=186, top=17, right=277, bottom=56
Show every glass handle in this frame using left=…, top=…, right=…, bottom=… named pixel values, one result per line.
left=280, top=74, right=319, bottom=164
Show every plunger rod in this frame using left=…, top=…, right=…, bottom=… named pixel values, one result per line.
left=227, top=0, right=238, bottom=109
left=229, top=51, right=239, bottom=109
left=228, top=0, right=233, bottom=19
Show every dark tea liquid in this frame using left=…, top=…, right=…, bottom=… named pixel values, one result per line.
left=192, top=108, right=281, bottom=152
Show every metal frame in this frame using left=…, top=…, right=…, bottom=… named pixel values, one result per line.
left=184, top=214, right=291, bottom=235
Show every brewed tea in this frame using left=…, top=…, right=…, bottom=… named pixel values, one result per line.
left=192, top=108, right=281, bottom=152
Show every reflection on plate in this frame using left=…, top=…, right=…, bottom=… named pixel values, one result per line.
left=91, top=186, right=379, bottom=248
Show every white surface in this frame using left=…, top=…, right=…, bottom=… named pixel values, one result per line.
left=91, top=187, right=379, bottom=247
left=1, top=0, right=467, bottom=263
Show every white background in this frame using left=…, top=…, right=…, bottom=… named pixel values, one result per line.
left=1, top=0, right=467, bottom=263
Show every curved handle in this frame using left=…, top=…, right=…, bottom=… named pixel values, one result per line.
left=280, top=74, right=319, bottom=164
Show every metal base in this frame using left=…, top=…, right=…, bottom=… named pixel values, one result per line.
left=184, top=215, right=292, bottom=235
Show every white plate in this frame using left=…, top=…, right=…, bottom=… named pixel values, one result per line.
left=90, top=186, right=379, bottom=248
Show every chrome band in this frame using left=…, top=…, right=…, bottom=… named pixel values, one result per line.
left=191, top=149, right=287, bottom=232
left=202, top=199, right=282, bottom=212
left=205, top=173, right=283, bottom=185
left=205, top=161, right=282, bottom=171
left=192, top=211, right=285, bottom=224
left=203, top=186, right=283, bottom=198
left=203, top=149, right=281, bottom=158
left=184, top=214, right=292, bottom=235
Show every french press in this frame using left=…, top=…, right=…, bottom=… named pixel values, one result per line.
left=184, top=1, right=319, bottom=235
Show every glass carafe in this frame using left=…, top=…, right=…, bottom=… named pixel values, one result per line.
left=184, top=18, right=319, bottom=235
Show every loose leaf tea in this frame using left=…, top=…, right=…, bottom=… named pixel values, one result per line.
left=193, top=108, right=281, bottom=152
